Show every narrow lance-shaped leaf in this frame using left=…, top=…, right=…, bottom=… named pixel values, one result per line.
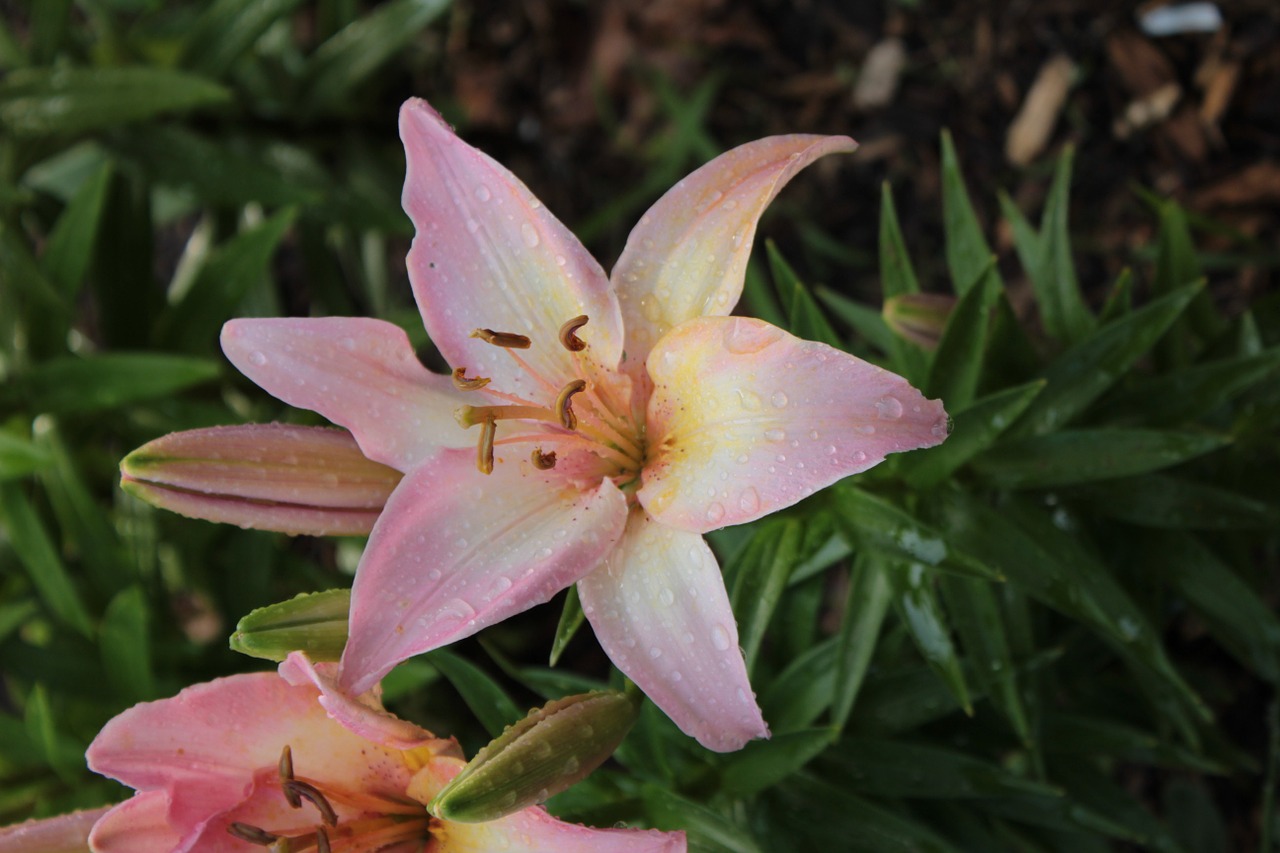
left=719, top=728, right=837, bottom=797
left=767, top=242, right=842, bottom=348
left=941, top=575, right=1030, bottom=743
left=880, top=182, right=930, bottom=383
left=925, top=259, right=998, bottom=410
left=1031, top=146, right=1095, bottom=343
left=728, top=517, right=802, bottom=673
left=180, top=0, right=308, bottom=77
left=427, top=649, right=523, bottom=737
left=1090, top=347, right=1280, bottom=426
left=99, top=587, right=154, bottom=702
left=548, top=585, right=585, bottom=667
left=831, top=555, right=892, bottom=729
left=0, top=483, right=92, bottom=636
left=41, top=159, right=112, bottom=300
left=887, top=560, right=973, bottom=715
left=1068, top=474, right=1280, bottom=530
left=940, top=130, right=1003, bottom=296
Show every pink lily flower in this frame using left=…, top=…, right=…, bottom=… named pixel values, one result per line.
left=84, top=654, right=684, bottom=852
left=0, top=806, right=109, bottom=853
left=219, top=98, right=947, bottom=752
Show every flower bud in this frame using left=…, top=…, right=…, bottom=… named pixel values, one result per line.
left=230, top=589, right=351, bottom=662
left=883, top=293, right=956, bottom=351
left=430, top=690, right=640, bottom=823
left=120, top=424, right=400, bottom=536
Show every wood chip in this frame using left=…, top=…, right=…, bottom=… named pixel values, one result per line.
left=1005, top=53, right=1076, bottom=167
left=1193, top=162, right=1280, bottom=208
left=853, top=38, right=907, bottom=110
left=1113, top=81, right=1181, bottom=138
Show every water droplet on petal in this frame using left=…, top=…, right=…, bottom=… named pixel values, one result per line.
left=739, top=486, right=760, bottom=513
left=853, top=450, right=867, bottom=462
left=671, top=670, right=683, bottom=682
left=736, top=389, right=762, bottom=411
left=555, top=254, right=567, bottom=266
left=659, top=587, right=675, bottom=606
left=771, top=391, right=789, bottom=408
left=711, top=623, right=732, bottom=651
left=722, top=318, right=784, bottom=354
left=706, top=502, right=725, bottom=524
left=521, top=223, right=540, bottom=247
left=648, top=646, right=662, bottom=659
left=931, top=415, right=951, bottom=438
left=875, top=395, right=904, bottom=420
left=858, top=424, right=877, bottom=435
left=466, top=219, right=480, bottom=233
left=475, top=185, right=491, bottom=202
left=248, top=351, right=267, bottom=366
left=764, top=428, right=786, bottom=442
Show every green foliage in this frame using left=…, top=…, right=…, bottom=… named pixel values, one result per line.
left=0, top=3, right=1275, bottom=848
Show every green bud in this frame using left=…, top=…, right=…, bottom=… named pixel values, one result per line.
left=431, top=690, right=639, bottom=823
left=883, top=293, right=956, bottom=351
left=229, top=589, right=351, bottom=662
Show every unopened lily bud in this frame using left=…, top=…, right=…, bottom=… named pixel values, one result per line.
left=430, top=690, right=639, bottom=823
left=120, top=424, right=401, bottom=536
left=230, top=589, right=351, bottom=662
left=883, top=293, right=956, bottom=351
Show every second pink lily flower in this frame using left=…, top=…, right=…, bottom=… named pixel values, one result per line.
left=221, top=98, right=947, bottom=752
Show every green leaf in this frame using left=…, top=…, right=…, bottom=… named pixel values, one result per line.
left=1141, top=532, right=1280, bottom=682
left=829, top=485, right=1001, bottom=581
left=0, top=483, right=92, bottom=635
left=1044, top=714, right=1230, bottom=774
left=549, top=585, right=585, bottom=667
left=771, top=778, right=965, bottom=853
left=1029, top=146, right=1095, bottom=343
left=1011, top=284, right=1201, bottom=436
left=428, top=649, right=522, bottom=738
left=1068, top=474, right=1280, bottom=529
left=925, top=258, right=998, bottom=410
left=158, top=208, right=297, bottom=350
left=887, top=560, right=973, bottom=715
left=0, top=432, right=52, bottom=481
left=899, top=380, right=1045, bottom=490
left=940, top=130, right=999, bottom=296
left=1163, top=777, right=1229, bottom=853
left=831, top=556, right=891, bottom=728
left=851, top=662, right=989, bottom=734
left=0, top=67, right=230, bottom=137
left=820, top=736, right=1058, bottom=799
left=972, top=428, right=1231, bottom=489
left=0, top=353, right=219, bottom=415
left=642, top=785, right=765, bottom=853
left=941, top=575, right=1030, bottom=743
left=41, top=160, right=112, bottom=300
left=719, top=728, right=837, bottom=797
left=767, top=242, right=842, bottom=348
left=760, top=638, right=836, bottom=732
left=728, top=517, right=802, bottom=672
left=879, top=183, right=930, bottom=383
left=1100, top=267, right=1134, bottom=323
left=1091, top=347, right=1280, bottom=426
left=181, top=0, right=309, bottom=77
left=814, top=285, right=894, bottom=353
left=1052, top=761, right=1187, bottom=853
left=301, top=0, right=452, bottom=113
left=23, top=685, right=78, bottom=783
left=99, top=586, right=154, bottom=702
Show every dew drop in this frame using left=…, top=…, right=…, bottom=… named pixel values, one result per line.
left=736, top=388, right=762, bottom=411
left=671, top=670, right=683, bottom=682
left=771, top=391, right=789, bottom=408
left=555, top=254, right=567, bottom=266
left=659, top=587, right=675, bottom=606
left=492, top=576, right=513, bottom=595
left=764, top=428, right=786, bottom=442
left=723, top=318, right=784, bottom=354
left=339, top=337, right=357, bottom=351
left=735, top=453, right=749, bottom=464
left=521, top=223, right=540, bottom=247
left=931, top=416, right=951, bottom=438
left=648, top=646, right=662, bottom=659
left=739, top=486, right=760, bottom=513
left=427, top=568, right=442, bottom=581
left=706, top=502, right=725, bottom=524
left=475, top=184, right=491, bottom=202
left=711, top=624, right=732, bottom=651
left=809, top=429, right=820, bottom=440
left=857, top=424, right=877, bottom=435
left=875, top=395, right=904, bottom=420
left=852, top=450, right=868, bottom=463
left=466, top=219, right=480, bottom=233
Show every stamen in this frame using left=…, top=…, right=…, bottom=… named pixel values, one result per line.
left=555, top=379, right=587, bottom=430
left=558, top=315, right=589, bottom=351
left=229, top=823, right=280, bottom=846
left=451, top=367, right=491, bottom=391
left=476, top=414, right=496, bottom=475
left=279, top=745, right=300, bottom=808
left=531, top=448, right=557, bottom=469
left=284, top=780, right=339, bottom=827
left=471, top=328, right=531, bottom=349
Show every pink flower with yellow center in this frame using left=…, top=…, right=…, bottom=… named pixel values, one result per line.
left=216, top=99, right=947, bottom=752
left=84, top=653, right=683, bottom=852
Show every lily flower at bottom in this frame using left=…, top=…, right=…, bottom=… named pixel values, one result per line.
left=83, top=654, right=684, bottom=853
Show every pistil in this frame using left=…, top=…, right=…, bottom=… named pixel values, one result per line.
left=451, top=367, right=490, bottom=391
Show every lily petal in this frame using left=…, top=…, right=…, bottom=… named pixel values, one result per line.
left=0, top=806, right=110, bottom=853
left=86, top=673, right=420, bottom=838
left=221, top=317, right=469, bottom=472
left=89, top=793, right=180, bottom=853
left=639, top=316, right=948, bottom=533
left=400, top=99, right=624, bottom=397
left=578, top=509, right=767, bottom=752
left=340, top=448, right=628, bottom=695
left=612, top=134, right=856, bottom=367
left=120, top=424, right=400, bottom=536
left=409, top=756, right=685, bottom=853
left=279, top=651, right=460, bottom=754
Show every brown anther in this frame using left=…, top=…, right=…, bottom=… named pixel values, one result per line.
left=316, top=828, right=332, bottom=853
left=477, top=414, right=497, bottom=475
left=452, top=366, right=491, bottom=391
left=531, top=448, right=557, bottom=469
left=228, top=822, right=280, bottom=846
left=279, top=745, right=300, bottom=807
left=471, top=328, right=531, bottom=349
left=558, top=315, right=589, bottom=352
left=284, top=780, right=339, bottom=827
left=554, top=379, right=587, bottom=430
